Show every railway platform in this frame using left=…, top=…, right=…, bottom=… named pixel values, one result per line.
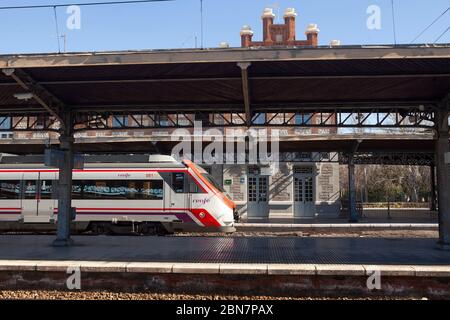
left=0, top=235, right=450, bottom=298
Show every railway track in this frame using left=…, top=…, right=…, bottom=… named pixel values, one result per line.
left=0, top=290, right=425, bottom=300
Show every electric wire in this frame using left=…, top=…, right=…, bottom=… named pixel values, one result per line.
left=410, top=6, right=450, bottom=43
left=53, top=6, right=61, bottom=53
left=0, top=0, right=173, bottom=10
left=434, top=26, right=450, bottom=43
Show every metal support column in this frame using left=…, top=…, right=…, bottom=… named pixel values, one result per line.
left=430, top=163, right=437, bottom=211
left=53, top=113, right=75, bottom=247
left=436, top=107, right=450, bottom=249
left=237, top=62, right=252, bottom=127
left=348, top=154, right=358, bottom=222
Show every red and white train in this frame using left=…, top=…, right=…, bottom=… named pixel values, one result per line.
left=0, top=155, right=237, bottom=235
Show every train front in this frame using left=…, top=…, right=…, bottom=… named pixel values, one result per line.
left=183, top=160, right=237, bottom=233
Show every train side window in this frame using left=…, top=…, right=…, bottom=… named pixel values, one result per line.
left=23, top=180, right=36, bottom=199
left=141, top=180, right=164, bottom=200
left=187, top=175, right=203, bottom=194
left=0, top=180, right=21, bottom=199
left=172, top=173, right=185, bottom=193
left=40, top=180, right=53, bottom=199
left=107, top=180, right=128, bottom=199
left=125, top=181, right=139, bottom=199
left=72, top=181, right=82, bottom=199
left=82, top=180, right=110, bottom=199
left=72, top=180, right=164, bottom=200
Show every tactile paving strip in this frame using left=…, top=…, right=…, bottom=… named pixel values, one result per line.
left=1, top=235, right=450, bottom=265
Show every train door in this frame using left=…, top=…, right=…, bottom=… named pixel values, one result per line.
left=167, top=172, right=188, bottom=210
left=37, top=173, right=56, bottom=222
left=0, top=179, right=22, bottom=221
left=21, top=172, right=38, bottom=223
left=247, top=168, right=269, bottom=218
left=22, top=172, right=55, bottom=223
left=293, top=167, right=315, bottom=218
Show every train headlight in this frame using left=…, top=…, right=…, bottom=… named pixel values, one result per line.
left=199, top=212, right=205, bottom=219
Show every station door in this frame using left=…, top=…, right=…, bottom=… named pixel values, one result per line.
left=293, top=167, right=315, bottom=218
left=247, top=169, right=269, bottom=218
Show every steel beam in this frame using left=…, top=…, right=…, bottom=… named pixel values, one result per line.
left=66, top=106, right=437, bottom=132
left=348, top=156, right=358, bottom=223
left=2, top=46, right=450, bottom=69
left=0, top=72, right=441, bottom=87
left=340, top=152, right=435, bottom=166
left=0, top=106, right=436, bottom=132
left=237, top=62, right=252, bottom=126
left=1, top=68, right=64, bottom=125
left=431, top=163, right=437, bottom=211
left=436, top=105, right=450, bottom=249
left=348, top=141, right=362, bottom=222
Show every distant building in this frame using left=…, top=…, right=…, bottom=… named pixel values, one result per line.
left=240, top=8, right=319, bottom=48
left=211, top=8, right=340, bottom=220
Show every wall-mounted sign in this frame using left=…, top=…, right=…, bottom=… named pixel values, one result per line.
left=224, top=179, right=232, bottom=186
left=260, top=167, right=272, bottom=176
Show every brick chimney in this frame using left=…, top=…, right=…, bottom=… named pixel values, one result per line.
left=305, top=23, right=320, bottom=47
left=240, top=25, right=254, bottom=48
left=262, top=7, right=275, bottom=45
left=284, top=8, right=297, bottom=43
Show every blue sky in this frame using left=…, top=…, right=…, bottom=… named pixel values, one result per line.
left=0, top=0, right=449, bottom=53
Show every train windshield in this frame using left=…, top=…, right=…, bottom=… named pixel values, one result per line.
left=203, top=173, right=226, bottom=193
left=187, top=161, right=231, bottom=198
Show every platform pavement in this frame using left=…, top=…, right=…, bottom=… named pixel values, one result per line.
left=235, top=222, right=438, bottom=229
left=0, top=235, right=449, bottom=276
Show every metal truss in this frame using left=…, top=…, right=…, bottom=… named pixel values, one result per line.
left=279, top=152, right=340, bottom=163
left=280, top=152, right=434, bottom=165
left=255, top=106, right=436, bottom=128
left=72, top=105, right=436, bottom=131
left=0, top=105, right=437, bottom=133
left=0, top=115, right=60, bottom=132
left=339, top=152, right=435, bottom=166
left=73, top=111, right=248, bottom=131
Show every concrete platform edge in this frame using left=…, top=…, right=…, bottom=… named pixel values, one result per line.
left=1, top=260, right=449, bottom=277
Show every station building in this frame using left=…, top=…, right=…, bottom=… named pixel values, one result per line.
left=225, top=8, right=340, bottom=219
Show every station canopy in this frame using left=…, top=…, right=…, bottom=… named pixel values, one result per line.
left=0, top=45, right=449, bottom=156
left=1, top=45, right=450, bottom=114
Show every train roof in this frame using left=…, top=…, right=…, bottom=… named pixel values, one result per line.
left=0, top=154, right=186, bottom=169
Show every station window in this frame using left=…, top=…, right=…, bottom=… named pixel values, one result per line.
left=158, top=115, right=169, bottom=127
left=35, top=116, right=46, bottom=129
left=0, top=117, right=11, bottom=130
left=112, top=116, right=129, bottom=128
left=253, top=113, right=266, bottom=125
left=0, top=180, right=21, bottom=199
left=294, top=113, right=312, bottom=125
left=72, top=180, right=163, bottom=200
